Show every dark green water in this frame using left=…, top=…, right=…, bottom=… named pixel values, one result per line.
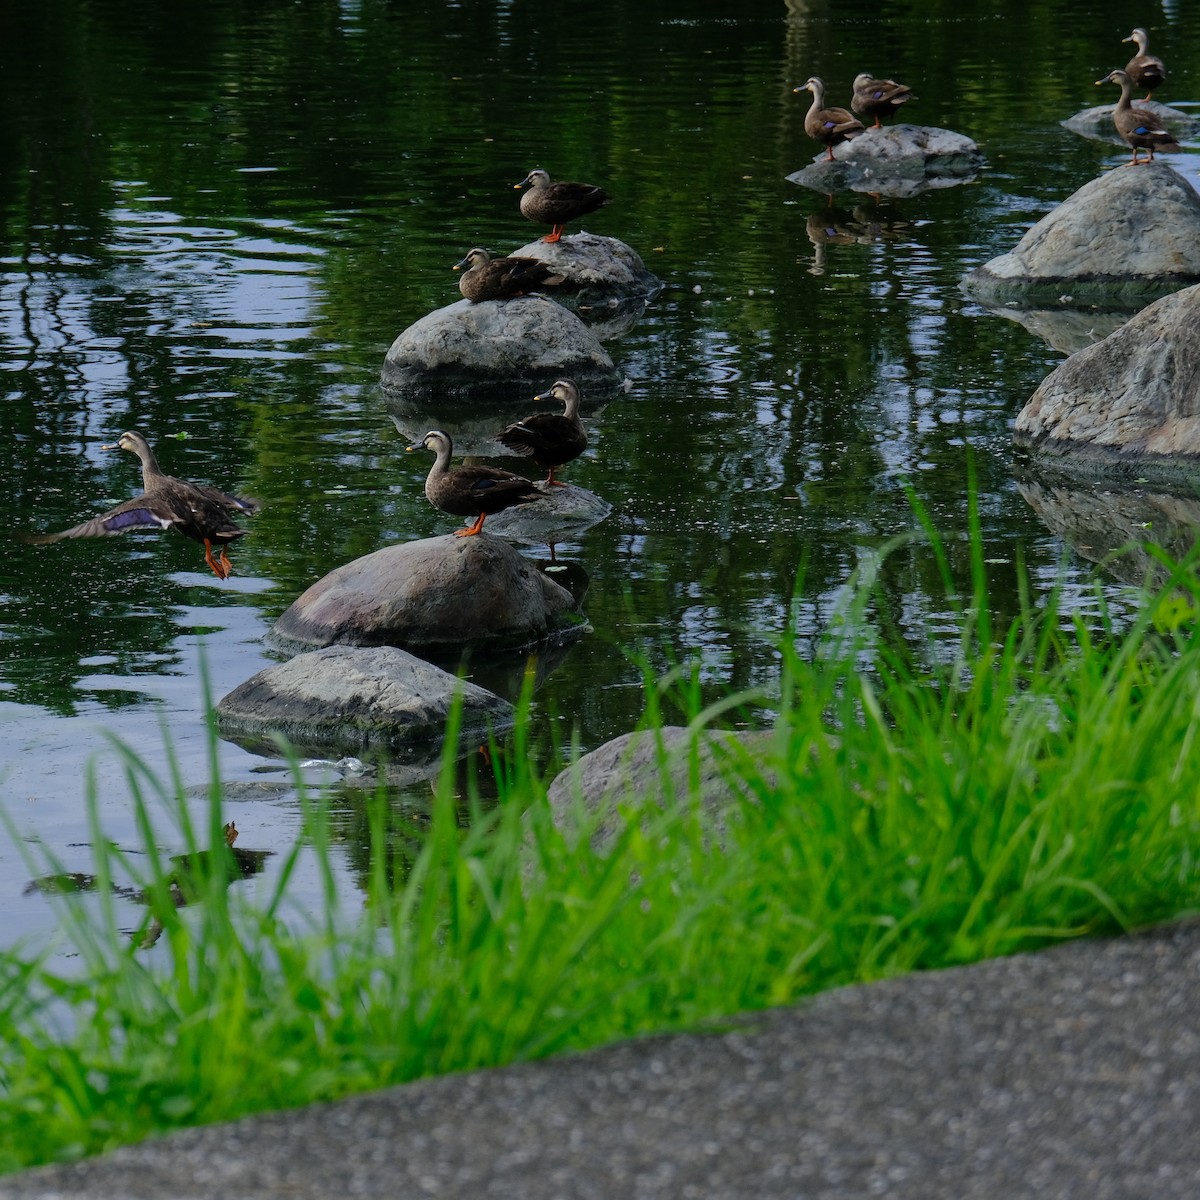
left=1, top=0, right=1197, bottom=949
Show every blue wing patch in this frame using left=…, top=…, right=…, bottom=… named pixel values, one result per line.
left=102, top=507, right=174, bottom=533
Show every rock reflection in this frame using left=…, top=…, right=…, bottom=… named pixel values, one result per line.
left=1016, top=463, right=1200, bottom=587
left=970, top=302, right=1133, bottom=356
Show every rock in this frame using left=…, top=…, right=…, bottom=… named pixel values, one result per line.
left=961, top=163, right=1200, bottom=304
left=1013, top=283, right=1200, bottom=471
left=788, top=124, right=982, bottom=197
left=1062, top=101, right=1200, bottom=146
left=547, top=726, right=778, bottom=849
left=481, top=484, right=612, bottom=545
left=270, top=533, right=584, bottom=657
left=380, top=294, right=621, bottom=395
left=507, top=233, right=663, bottom=306
left=216, top=644, right=515, bottom=757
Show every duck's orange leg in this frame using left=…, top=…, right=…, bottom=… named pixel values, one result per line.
left=203, top=538, right=227, bottom=579
left=546, top=467, right=568, bottom=487
left=542, top=224, right=564, bottom=243
left=454, top=512, right=487, bottom=537
left=218, top=546, right=234, bottom=578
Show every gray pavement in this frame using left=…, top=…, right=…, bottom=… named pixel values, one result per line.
left=3, top=920, right=1198, bottom=1199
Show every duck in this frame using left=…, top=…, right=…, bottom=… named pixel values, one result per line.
left=16, top=430, right=258, bottom=579
left=1095, top=69, right=1179, bottom=164
left=515, top=169, right=610, bottom=243
left=407, top=430, right=543, bottom=536
left=794, top=77, right=865, bottom=161
left=496, top=379, right=587, bottom=487
left=1122, top=27, right=1165, bottom=101
left=453, top=247, right=566, bottom=303
left=851, top=73, right=915, bottom=129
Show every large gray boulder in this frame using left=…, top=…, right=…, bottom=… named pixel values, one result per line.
left=380, top=294, right=621, bottom=394
left=962, top=163, right=1200, bottom=304
left=788, top=124, right=982, bottom=197
left=270, top=533, right=584, bottom=657
left=1014, top=283, right=1200, bottom=471
left=216, top=644, right=514, bottom=756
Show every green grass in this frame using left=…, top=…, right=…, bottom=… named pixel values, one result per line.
left=1, top=527, right=1199, bottom=1172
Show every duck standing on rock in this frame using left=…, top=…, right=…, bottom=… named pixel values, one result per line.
left=795, top=77, right=865, bottom=161
left=16, top=430, right=258, bottom=580
left=497, top=379, right=587, bottom=487
left=1096, top=69, right=1180, bottom=164
left=851, top=73, right=915, bottom=129
left=1122, top=27, right=1165, bottom=101
left=515, top=169, right=610, bottom=243
left=407, top=430, right=543, bottom=537
left=453, top=247, right=566, bottom=303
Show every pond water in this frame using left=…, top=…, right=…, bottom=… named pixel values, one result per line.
left=1, top=0, right=1197, bottom=955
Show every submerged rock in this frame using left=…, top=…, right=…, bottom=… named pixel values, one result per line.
left=380, top=294, right=621, bottom=395
left=270, top=533, right=584, bottom=658
left=1062, top=101, right=1200, bottom=146
left=1013, top=283, right=1200, bottom=470
left=962, top=163, right=1200, bottom=304
left=216, top=644, right=515, bottom=756
left=547, top=726, right=777, bottom=849
left=507, top=233, right=663, bottom=305
left=787, top=124, right=982, bottom=197
left=474, top=484, right=612, bottom=545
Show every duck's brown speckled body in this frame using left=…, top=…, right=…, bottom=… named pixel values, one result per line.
left=795, top=77, right=865, bottom=161
left=851, top=73, right=915, bottom=129
left=1096, top=69, right=1179, bottom=164
left=497, top=379, right=587, bottom=487
left=16, top=430, right=258, bottom=579
left=515, top=169, right=610, bottom=243
left=407, top=430, right=543, bottom=536
left=453, top=247, right=566, bottom=303
left=1122, top=27, right=1166, bottom=100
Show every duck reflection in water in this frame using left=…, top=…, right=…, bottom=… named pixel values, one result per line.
left=803, top=203, right=908, bottom=275
left=25, top=821, right=270, bottom=950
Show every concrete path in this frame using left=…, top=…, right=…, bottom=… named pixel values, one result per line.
left=3, top=921, right=1197, bottom=1199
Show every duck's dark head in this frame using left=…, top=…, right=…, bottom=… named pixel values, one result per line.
left=516, top=169, right=550, bottom=190
left=534, top=379, right=580, bottom=408
left=454, top=248, right=492, bottom=271
left=101, top=430, right=150, bottom=456
left=407, top=430, right=452, bottom=456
